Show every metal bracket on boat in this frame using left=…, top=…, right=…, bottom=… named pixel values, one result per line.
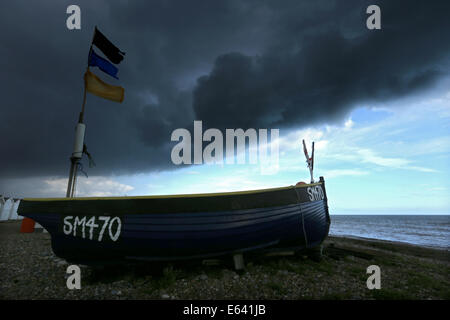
left=302, top=139, right=314, bottom=183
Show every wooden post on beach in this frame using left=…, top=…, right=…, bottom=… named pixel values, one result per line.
left=233, top=253, right=245, bottom=271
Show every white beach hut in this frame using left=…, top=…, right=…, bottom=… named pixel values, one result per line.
left=0, top=197, right=12, bottom=221
left=9, top=199, right=22, bottom=220
left=0, top=195, right=5, bottom=216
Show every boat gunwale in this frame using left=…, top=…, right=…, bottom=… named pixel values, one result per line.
left=21, top=182, right=323, bottom=202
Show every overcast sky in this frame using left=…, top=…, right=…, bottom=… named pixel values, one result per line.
left=0, top=0, right=449, bottom=213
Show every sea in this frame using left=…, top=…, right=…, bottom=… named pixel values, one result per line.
left=329, top=215, right=450, bottom=250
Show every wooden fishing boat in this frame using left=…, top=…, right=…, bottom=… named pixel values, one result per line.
left=17, top=177, right=330, bottom=265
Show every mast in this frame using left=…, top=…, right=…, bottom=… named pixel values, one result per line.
left=302, top=139, right=315, bottom=183
left=66, top=29, right=95, bottom=198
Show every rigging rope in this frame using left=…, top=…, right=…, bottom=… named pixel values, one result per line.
left=83, top=144, right=96, bottom=168
left=77, top=162, right=88, bottom=178
left=293, top=186, right=308, bottom=248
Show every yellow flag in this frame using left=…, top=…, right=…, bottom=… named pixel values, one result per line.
left=84, top=69, right=124, bottom=103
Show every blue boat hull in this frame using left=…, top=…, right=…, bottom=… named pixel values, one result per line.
left=18, top=178, right=331, bottom=265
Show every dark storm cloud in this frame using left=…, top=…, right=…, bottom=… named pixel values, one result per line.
left=193, top=0, right=450, bottom=130
left=0, top=0, right=449, bottom=180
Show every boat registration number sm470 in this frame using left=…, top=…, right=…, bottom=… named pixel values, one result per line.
left=307, top=185, right=324, bottom=201
left=60, top=215, right=122, bottom=242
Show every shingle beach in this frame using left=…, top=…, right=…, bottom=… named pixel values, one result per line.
left=1, top=221, right=448, bottom=300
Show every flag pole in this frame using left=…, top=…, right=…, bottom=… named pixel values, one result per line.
left=66, top=27, right=96, bottom=198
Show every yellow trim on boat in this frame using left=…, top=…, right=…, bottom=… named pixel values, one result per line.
left=22, top=182, right=322, bottom=202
